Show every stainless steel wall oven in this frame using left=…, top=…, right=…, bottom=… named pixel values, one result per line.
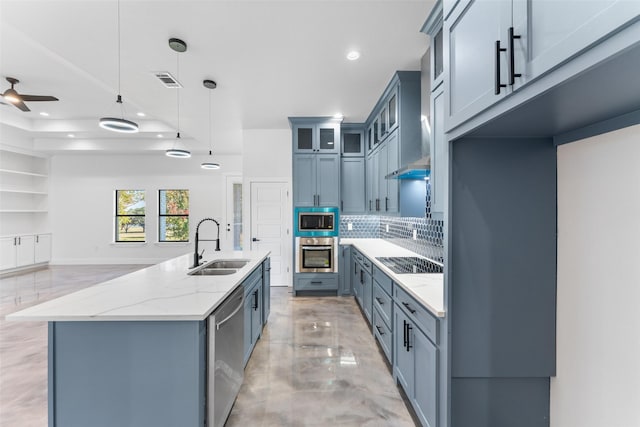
left=295, top=237, right=338, bottom=273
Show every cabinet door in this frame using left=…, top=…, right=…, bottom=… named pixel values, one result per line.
left=341, top=130, right=364, bottom=157
left=385, top=132, right=399, bottom=213
left=262, top=259, right=271, bottom=324
left=362, top=268, right=373, bottom=323
left=377, top=144, right=388, bottom=213
left=394, top=308, right=415, bottom=396
left=366, top=153, right=375, bottom=212
left=341, top=158, right=365, bottom=213
left=524, top=0, right=640, bottom=83
left=317, top=123, right=340, bottom=153
left=243, top=293, right=254, bottom=364
left=430, top=85, right=446, bottom=219
left=445, top=0, right=510, bottom=130
left=16, top=235, right=35, bottom=267
left=0, top=237, right=17, bottom=270
left=251, top=286, right=262, bottom=344
left=34, top=234, right=52, bottom=264
left=293, top=155, right=316, bottom=207
left=293, top=125, right=315, bottom=153
left=316, top=155, right=340, bottom=207
left=388, top=91, right=398, bottom=133
left=339, top=246, right=352, bottom=296
left=413, top=328, right=438, bottom=427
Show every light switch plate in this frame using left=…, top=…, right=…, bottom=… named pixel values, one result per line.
left=413, top=229, right=417, bottom=240
left=347, top=222, right=353, bottom=231
left=386, top=224, right=389, bottom=232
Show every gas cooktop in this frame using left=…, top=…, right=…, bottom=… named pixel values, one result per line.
left=375, top=256, right=443, bottom=274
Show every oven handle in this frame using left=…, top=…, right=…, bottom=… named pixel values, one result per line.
left=301, top=246, right=332, bottom=250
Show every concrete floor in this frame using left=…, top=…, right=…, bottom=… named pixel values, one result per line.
left=0, top=266, right=415, bottom=426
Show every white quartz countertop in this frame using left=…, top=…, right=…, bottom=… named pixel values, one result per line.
left=6, top=250, right=270, bottom=322
left=340, top=238, right=445, bottom=317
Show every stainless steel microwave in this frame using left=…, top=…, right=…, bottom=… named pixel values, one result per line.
left=295, top=207, right=339, bottom=237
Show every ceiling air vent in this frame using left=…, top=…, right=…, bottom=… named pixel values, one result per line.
left=153, top=72, right=182, bottom=88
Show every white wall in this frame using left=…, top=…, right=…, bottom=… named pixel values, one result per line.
left=552, top=124, right=640, bottom=427
left=49, top=153, right=241, bottom=264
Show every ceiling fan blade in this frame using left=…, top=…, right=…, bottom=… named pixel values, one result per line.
left=20, top=95, right=59, bottom=102
left=13, top=100, right=30, bottom=112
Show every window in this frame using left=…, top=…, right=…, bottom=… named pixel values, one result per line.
left=159, top=189, right=189, bottom=242
left=115, top=190, right=145, bottom=242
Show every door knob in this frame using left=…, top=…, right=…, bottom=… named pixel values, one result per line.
left=252, top=238, right=260, bottom=242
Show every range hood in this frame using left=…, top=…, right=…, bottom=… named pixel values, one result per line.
left=385, top=156, right=431, bottom=180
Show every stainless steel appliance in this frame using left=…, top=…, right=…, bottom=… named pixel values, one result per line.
left=208, top=286, right=244, bottom=427
left=295, top=236, right=338, bottom=273
left=294, top=207, right=339, bottom=237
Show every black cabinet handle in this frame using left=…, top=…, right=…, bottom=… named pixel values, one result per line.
left=310, top=281, right=322, bottom=284
left=316, top=194, right=320, bottom=206
left=375, top=297, right=383, bottom=305
left=253, top=290, right=259, bottom=311
left=402, top=301, right=416, bottom=314
left=369, top=200, right=372, bottom=211
left=385, top=197, right=388, bottom=211
left=375, top=325, right=385, bottom=335
left=341, top=200, right=343, bottom=211
left=406, top=323, right=413, bottom=351
left=360, top=270, right=364, bottom=285
left=14, top=237, right=17, bottom=245
left=495, top=40, right=507, bottom=95
left=508, top=27, right=522, bottom=85
left=252, top=237, right=260, bottom=242
left=18, top=237, right=21, bottom=245
left=403, top=320, right=408, bottom=349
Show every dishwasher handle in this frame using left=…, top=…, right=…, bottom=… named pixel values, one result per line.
left=215, top=294, right=245, bottom=330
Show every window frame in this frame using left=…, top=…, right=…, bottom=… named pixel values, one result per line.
left=114, top=190, right=146, bottom=243
left=158, top=189, right=190, bottom=243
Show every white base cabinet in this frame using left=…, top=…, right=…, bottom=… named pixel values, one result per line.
left=0, top=233, right=51, bottom=272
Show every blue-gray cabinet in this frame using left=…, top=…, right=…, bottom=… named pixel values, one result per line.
left=262, top=258, right=270, bottom=324
left=292, top=119, right=340, bottom=154
left=293, top=273, right=338, bottom=294
left=352, top=249, right=373, bottom=323
left=444, top=0, right=640, bottom=131
left=338, top=245, right=352, bottom=295
left=341, top=126, right=365, bottom=157
left=243, top=266, right=263, bottom=366
left=372, top=266, right=394, bottom=365
left=341, top=158, right=365, bottom=213
left=429, top=85, right=446, bottom=219
left=394, top=296, right=438, bottom=427
left=351, top=250, right=361, bottom=303
left=292, top=154, right=340, bottom=207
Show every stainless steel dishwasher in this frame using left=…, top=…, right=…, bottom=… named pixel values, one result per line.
left=208, top=286, right=244, bottom=427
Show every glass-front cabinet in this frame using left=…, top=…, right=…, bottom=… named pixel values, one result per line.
left=292, top=120, right=340, bottom=154
left=341, top=127, right=364, bottom=157
left=388, top=92, right=398, bottom=132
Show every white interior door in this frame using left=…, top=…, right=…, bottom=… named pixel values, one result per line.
left=250, top=182, right=290, bottom=286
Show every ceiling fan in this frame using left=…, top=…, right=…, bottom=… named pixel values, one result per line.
left=1, top=77, right=59, bottom=112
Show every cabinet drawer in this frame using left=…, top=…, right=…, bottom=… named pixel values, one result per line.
left=372, top=265, right=393, bottom=295
left=295, top=276, right=338, bottom=291
left=373, top=281, right=392, bottom=327
left=394, top=285, right=439, bottom=345
left=373, top=307, right=392, bottom=365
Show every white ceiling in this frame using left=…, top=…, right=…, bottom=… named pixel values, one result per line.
left=0, top=0, right=433, bottom=154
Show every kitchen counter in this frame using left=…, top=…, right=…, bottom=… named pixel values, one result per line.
left=340, top=238, right=444, bottom=317
left=6, top=250, right=270, bottom=322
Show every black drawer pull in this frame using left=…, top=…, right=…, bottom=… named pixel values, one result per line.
left=402, top=301, right=416, bottom=314
left=406, top=323, right=413, bottom=351
left=310, top=281, right=322, bottom=284
left=375, top=325, right=385, bottom=335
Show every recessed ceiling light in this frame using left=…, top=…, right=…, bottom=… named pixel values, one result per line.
left=157, top=134, right=164, bottom=138
left=334, top=113, right=343, bottom=119
left=39, top=112, right=49, bottom=117
left=137, top=112, right=146, bottom=117
left=67, top=134, right=75, bottom=138
left=347, top=51, right=360, bottom=61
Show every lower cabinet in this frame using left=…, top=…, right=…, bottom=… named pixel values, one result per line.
left=243, top=266, right=263, bottom=366
left=294, top=274, right=338, bottom=294
left=394, top=302, right=438, bottom=427
left=1, top=233, right=52, bottom=271
left=352, top=249, right=373, bottom=323
left=338, top=245, right=352, bottom=295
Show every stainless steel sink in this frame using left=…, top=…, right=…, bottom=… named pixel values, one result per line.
left=189, top=268, right=237, bottom=276
left=206, top=259, right=250, bottom=269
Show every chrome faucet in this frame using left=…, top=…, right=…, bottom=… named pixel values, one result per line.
left=192, top=218, right=221, bottom=268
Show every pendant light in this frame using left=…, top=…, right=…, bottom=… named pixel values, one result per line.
left=166, top=38, right=191, bottom=158
left=201, top=79, right=221, bottom=170
left=99, top=0, right=139, bottom=133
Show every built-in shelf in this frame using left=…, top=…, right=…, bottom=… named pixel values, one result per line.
left=0, top=168, right=48, bottom=178
left=0, top=210, right=48, bottom=213
left=0, top=189, right=48, bottom=195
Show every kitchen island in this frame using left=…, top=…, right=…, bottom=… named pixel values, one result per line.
left=7, top=250, right=270, bottom=427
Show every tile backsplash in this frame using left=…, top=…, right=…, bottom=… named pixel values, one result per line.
left=340, top=215, right=444, bottom=263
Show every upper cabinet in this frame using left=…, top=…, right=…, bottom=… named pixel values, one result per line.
left=444, top=0, right=640, bottom=131
left=341, top=126, right=365, bottom=157
left=341, top=124, right=366, bottom=214
left=290, top=117, right=342, bottom=207
left=292, top=119, right=340, bottom=154
left=422, top=1, right=445, bottom=91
